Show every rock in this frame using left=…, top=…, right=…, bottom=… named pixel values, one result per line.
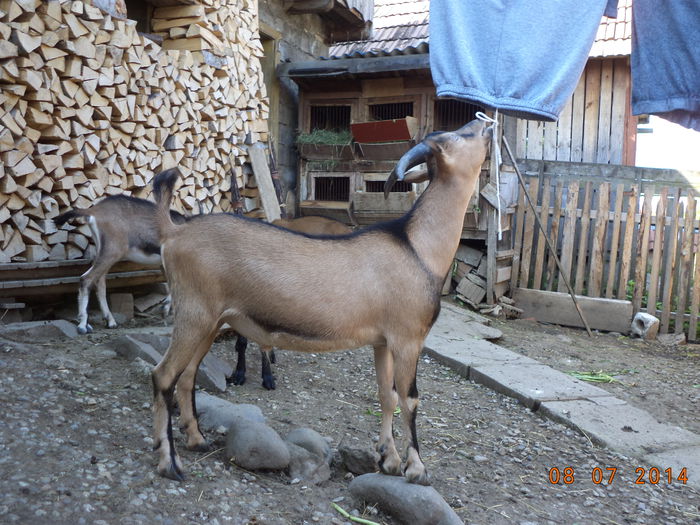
left=338, top=444, right=379, bottom=475
left=630, top=312, right=660, bottom=340
left=349, top=473, right=463, bottom=525
left=133, top=292, right=167, bottom=313
left=285, top=428, right=332, bottom=463
left=109, top=335, right=163, bottom=365
left=225, top=419, right=290, bottom=471
left=286, top=442, right=331, bottom=485
left=109, top=293, right=134, bottom=324
left=657, top=332, right=686, bottom=346
left=0, top=320, right=78, bottom=341
left=195, top=391, right=264, bottom=433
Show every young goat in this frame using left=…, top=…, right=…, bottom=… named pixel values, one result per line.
left=54, top=193, right=186, bottom=334
left=150, top=119, right=492, bottom=484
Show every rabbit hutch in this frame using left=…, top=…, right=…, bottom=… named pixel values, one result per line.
left=281, top=55, right=518, bottom=304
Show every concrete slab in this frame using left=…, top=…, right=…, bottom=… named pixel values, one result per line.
left=539, top=399, right=700, bottom=456
left=643, top=446, right=700, bottom=490
left=469, top=363, right=612, bottom=409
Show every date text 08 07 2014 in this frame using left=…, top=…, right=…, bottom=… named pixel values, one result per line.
left=547, top=466, right=689, bottom=485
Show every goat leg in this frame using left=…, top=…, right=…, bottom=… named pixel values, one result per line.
left=260, top=346, right=276, bottom=390
left=228, top=334, right=248, bottom=385
left=395, top=346, right=429, bottom=485
left=96, top=274, right=118, bottom=329
left=373, top=344, right=402, bottom=476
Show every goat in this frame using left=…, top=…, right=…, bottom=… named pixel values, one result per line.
left=149, top=118, right=492, bottom=484
left=53, top=194, right=186, bottom=334
left=230, top=216, right=352, bottom=390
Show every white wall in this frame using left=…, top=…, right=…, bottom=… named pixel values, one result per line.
left=636, top=116, right=700, bottom=171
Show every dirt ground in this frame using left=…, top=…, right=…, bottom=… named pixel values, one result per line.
left=2, top=304, right=700, bottom=525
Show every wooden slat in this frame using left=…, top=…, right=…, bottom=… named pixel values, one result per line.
left=570, top=75, right=586, bottom=162
left=617, top=185, right=638, bottom=300
left=519, top=180, right=539, bottom=287
left=632, top=186, right=654, bottom=311
left=647, top=187, right=668, bottom=319
left=660, top=189, right=682, bottom=332
left=582, top=61, right=602, bottom=163
left=675, top=194, right=696, bottom=333
left=596, top=60, right=614, bottom=164
left=532, top=177, right=551, bottom=289
left=510, top=182, right=527, bottom=289
left=688, top=208, right=700, bottom=340
left=556, top=97, right=573, bottom=162
left=545, top=182, right=564, bottom=291
left=609, top=59, right=629, bottom=165
left=557, top=181, right=580, bottom=293
left=574, top=181, right=593, bottom=294
left=604, top=183, right=625, bottom=298
left=543, top=121, right=558, bottom=160
left=588, top=182, right=610, bottom=297
left=525, top=120, right=543, bottom=160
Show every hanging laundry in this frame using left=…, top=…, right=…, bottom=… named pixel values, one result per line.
left=631, top=0, right=700, bottom=131
left=429, top=0, right=610, bottom=121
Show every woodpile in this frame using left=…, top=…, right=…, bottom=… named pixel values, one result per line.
left=450, top=243, right=521, bottom=318
left=0, top=0, right=269, bottom=263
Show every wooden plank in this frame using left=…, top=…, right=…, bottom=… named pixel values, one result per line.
left=647, top=187, right=668, bottom=319
left=486, top=208, right=497, bottom=304
left=570, top=75, right=586, bottom=162
left=518, top=180, right=539, bottom=288
left=617, top=185, right=638, bottom=300
left=557, top=181, right=580, bottom=293
left=556, top=96, right=573, bottom=162
left=632, top=186, right=654, bottom=311
left=660, top=189, right=682, bottom=333
left=545, top=182, right=564, bottom=291
left=532, top=177, right=551, bottom=289
left=675, top=194, right=696, bottom=333
left=604, top=183, right=625, bottom=298
left=587, top=182, right=610, bottom=297
left=542, top=121, right=558, bottom=160
left=609, top=59, right=629, bottom=165
left=688, top=205, right=700, bottom=340
left=515, top=118, right=527, bottom=159
left=514, top=287, right=634, bottom=333
left=510, top=181, right=527, bottom=289
left=574, top=181, right=593, bottom=294
left=525, top=120, right=543, bottom=160
left=582, top=61, right=601, bottom=163
left=596, top=60, right=614, bottom=164
left=249, top=142, right=282, bottom=222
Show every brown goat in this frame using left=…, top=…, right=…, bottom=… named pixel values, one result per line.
left=272, top=216, right=353, bottom=236
left=149, top=118, right=492, bottom=484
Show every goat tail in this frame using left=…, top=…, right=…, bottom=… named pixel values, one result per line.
left=53, top=209, right=86, bottom=227
left=153, top=168, right=182, bottom=240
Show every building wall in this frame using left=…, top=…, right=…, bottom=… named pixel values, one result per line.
left=258, top=0, right=330, bottom=205
left=0, top=0, right=269, bottom=263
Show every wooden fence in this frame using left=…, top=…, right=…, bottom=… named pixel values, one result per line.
left=511, top=160, right=700, bottom=339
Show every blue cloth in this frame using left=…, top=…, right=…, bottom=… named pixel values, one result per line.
left=429, top=0, right=609, bottom=121
left=631, top=0, right=700, bottom=131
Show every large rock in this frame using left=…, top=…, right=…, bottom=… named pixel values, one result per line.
left=630, top=312, right=659, bottom=340
left=0, top=320, right=78, bottom=341
left=350, top=473, right=463, bottom=525
left=285, top=428, right=332, bottom=463
left=225, top=419, right=290, bottom=471
left=285, top=428, right=333, bottom=484
left=109, top=335, right=162, bottom=365
left=195, top=391, right=264, bottom=433
left=338, top=444, right=379, bottom=475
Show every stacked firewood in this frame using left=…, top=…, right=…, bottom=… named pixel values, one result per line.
left=0, top=0, right=269, bottom=263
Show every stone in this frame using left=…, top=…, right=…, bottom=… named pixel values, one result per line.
left=108, top=335, right=162, bottom=365
left=286, top=442, right=331, bottom=485
left=349, top=473, right=463, bottom=525
left=133, top=292, right=167, bottom=313
left=657, top=332, right=687, bottom=346
left=0, top=320, right=78, bottom=341
left=630, top=312, right=659, bottom=340
left=338, top=444, right=379, bottom=475
left=195, top=391, right=264, bottom=433
left=285, top=428, right=332, bottom=463
left=225, top=419, right=290, bottom=471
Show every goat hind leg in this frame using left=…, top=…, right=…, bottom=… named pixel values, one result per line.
left=76, top=279, right=93, bottom=334
left=96, top=274, right=118, bottom=328
left=394, top=345, right=429, bottom=485
left=373, top=344, right=402, bottom=476
left=228, top=334, right=248, bottom=385
left=260, top=346, right=275, bottom=390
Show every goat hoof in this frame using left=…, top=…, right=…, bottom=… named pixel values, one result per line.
left=378, top=456, right=402, bottom=476
left=270, top=351, right=277, bottom=364
left=227, top=371, right=246, bottom=386
left=262, top=375, right=276, bottom=390
left=159, top=462, right=185, bottom=482
left=77, top=324, right=93, bottom=335
left=404, top=466, right=430, bottom=486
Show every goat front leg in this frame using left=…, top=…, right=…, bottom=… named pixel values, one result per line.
left=373, top=344, right=402, bottom=476
left=96, top=274, right=118, bottom=329
left=394, top=343, right=429, bottom=485
left=260, top=346, right=275, bottom=390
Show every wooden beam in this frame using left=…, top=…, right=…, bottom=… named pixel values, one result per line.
left=278, top=53, right=430, bottom=80
left=248, top=143, right=281, bottom=222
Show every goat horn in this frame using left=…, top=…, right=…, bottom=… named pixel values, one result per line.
left=384, top=142, right=432, bottom=198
